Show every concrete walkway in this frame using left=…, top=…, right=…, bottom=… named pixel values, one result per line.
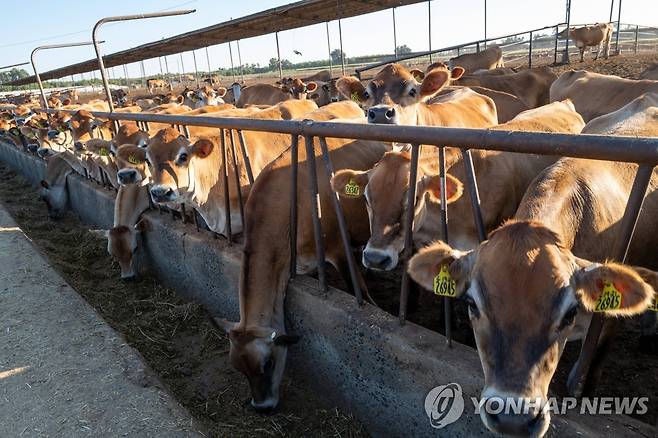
left=0, top=204, right=202, bottom=437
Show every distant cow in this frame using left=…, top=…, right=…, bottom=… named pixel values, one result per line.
left=203, top=75, right=221, bottom=86
left=448, top=44, right=504, bottom=75
left=559, top=23, right=614, bottom=62
left=146, top=79, right=172, bottom=93
left=236, top=79, right=318, bottom=107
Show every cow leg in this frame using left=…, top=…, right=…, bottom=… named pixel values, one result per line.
left=604, top=38, right=611, bottom=59
left=579, top=46, right=585, bottom=63
left=593, top=44, right=600, bottom=60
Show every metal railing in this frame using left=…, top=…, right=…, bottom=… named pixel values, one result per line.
left=16, top=105, right=658, bottom=398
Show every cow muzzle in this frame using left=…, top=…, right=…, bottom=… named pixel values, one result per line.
left=117, top=168, right=140, bottom=185
left=368, top=105, right=397, bottom=124
left=362, top=246, right=398, bottom=271
left=150, top=185, right=177, bottom=203
left=479, top=391, right=550, bottom=438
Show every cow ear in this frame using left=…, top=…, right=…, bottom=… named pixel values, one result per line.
left=450, top=67, right=465, bottom=80
left=330, top=169, right=369, bottom=198
left=420, top=68, right=451, bottom=99
left=409, top=69, right=425, bottom=82
left=176, top=95, right=184, bottom=104
left=572, top=262, right=656, bottom=316
left=336, top=76, right=367, bottom=102
left=417, top=173, right=464, bottom=204
left=189, top=139, right=213, bottom=158
left=408, top=242, right=474, bottom=296
left=306, top=81, right=318, bottom=93
left=216, top=87, right=227, bottom=97
left=40, top=180, right=49, bottom=189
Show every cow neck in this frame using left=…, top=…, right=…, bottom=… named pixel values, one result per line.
left=187, top=138, right=222, bottom=207
left=114, top=183, right=150, bottom=228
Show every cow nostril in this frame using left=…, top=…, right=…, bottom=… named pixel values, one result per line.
left=368, top=110, right=375, bottom=120
left=385, top=108, right=395, bottom=119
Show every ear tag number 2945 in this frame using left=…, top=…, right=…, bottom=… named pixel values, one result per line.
left=433, top=265, right=456, bottom=297
left=594, top=281, right=622, bottom=312
left=344, top=179, right=360, bottom=197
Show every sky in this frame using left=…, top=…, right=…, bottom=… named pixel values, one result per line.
left=1, top=0, right=656, bottom=81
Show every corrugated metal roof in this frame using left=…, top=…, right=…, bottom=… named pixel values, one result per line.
left=10, top=0, right=424, bottom=86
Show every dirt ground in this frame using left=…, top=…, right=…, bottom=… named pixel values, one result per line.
left=0, top=163, right=367, bottom=438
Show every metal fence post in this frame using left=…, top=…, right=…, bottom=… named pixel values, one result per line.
left=325, top=22, right=333, bottom=76
left=219, top=128, right=232, bottom=244
left=289, top=134, right=299, bottom=279
left=528, top=31, right=533, bottom=68
left=303, top=135, right=328, bottom=293
left=554, top=25, right=560, bottom=64
left=615, top=0, right=623, bottom=54
left=634, top=25, right=639, bottom=53
left=275, top=32, right=283, bottom=80
left=399, top=144, right=420, bottom=324
left=438, top=147, right=452, bottom=346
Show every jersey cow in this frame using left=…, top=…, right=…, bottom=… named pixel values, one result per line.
left=236, top=79, right=318, bottom=107
left=448, top=44, right=504, bottom=75
left=559, top=23, right=614, bottom=62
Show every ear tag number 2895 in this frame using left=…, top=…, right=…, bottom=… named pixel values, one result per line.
left=594, top=281, right=622, bottom=312
left=344, top=179, right=360, bottom=197
left=433, top=265, right=456, bottom=297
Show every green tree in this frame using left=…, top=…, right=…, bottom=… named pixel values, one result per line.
left=396, top=44, right=412, bottom=55
left=330, top=49, right=345, bottom=64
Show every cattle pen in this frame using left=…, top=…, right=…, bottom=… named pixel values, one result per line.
left=1, top=0, right=658, bottom=436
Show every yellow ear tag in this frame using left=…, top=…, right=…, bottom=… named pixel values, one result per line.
left=128, top=154, right=141, bottom=165
left=344, top=179, right=360, bottom=197
left=594, top=281, right=622, bottom=312
left=351, top=92, right=360, bottom=103
left=433, top=265, right=456, bottom=297
left=99, top=147, right=108, bottom=157
left=648, top=295, right=658, bottom=312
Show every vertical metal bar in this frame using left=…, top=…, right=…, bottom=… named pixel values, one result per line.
left=438, top=147, right=452, bottom=346
left=609, top=0, right=615, bottom=23
left=462, top=149, right=487, bottom=242
left=562, top=0, right=571, bottom=63
left=30, top=50, right=49, bottom=110
left=615, top=0, right=623, bottom=54
left=179, top=53, right=185, bottom=82
left=303, top=135, right=327, bottom=293
left=236, top=40, right=244, bottom=82
left=399, top=144, right=420, bottom=324
left=205, top=46, right=211, bottom=73
left=236, top=130, right=254, bottom=185
left=140, top=61, right=147, bottom=88
left=428, top=0, right=433, bottom=63
left=220, top=129, right=232, bottom=244
left=484, top=0, right=487, bottom=48
left=476, top=42, right=481, bottom=53
left=318, top=137, right=364, bottom=305
left=289, top=134, right=299, bottom=279
left=123, top=64, right=129, bottom=87
left=634, top=25, right=639, bottom=53
left=554, top=25, right=560, bottom=64
left=275, top=32, right=283, bottom=80
left=326, top=22, right=333, bottom=76
left=528, top=31, right=534, bottom=68
left=338, top=19, right=346, bottom=76
left=158, top=57, right=164, bottom=78
left=164, top=56, right=170, bottom=76
left=228, top=129, right=245, bottom=231
left=567, top=163, right=653, bottom=396
left=393, top=7, right=398, bottom=60
left=228, top=42, right=236, bottom=82
left=192, top=50, right=200, bottom=88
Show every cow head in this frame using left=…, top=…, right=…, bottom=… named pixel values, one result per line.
left=335, top=63, right=464, bottom=125
left=281, top=79, right=317, bottom=100
left=309, top=79, right=342, bottom=106
left=108, top=219, right=149, bottom=280
left=111, top=124, right=150, bottom=155
left=115, top=145, right=149, bottom=186
left=407, top=220, right=657, bottom=437
left=146, top=128, right=214, bottom=203
left=67, top=110, right=108, bottom=142
left=331, top=150, right=463, bottom=270
left=213, top=319, right=299, bottom=412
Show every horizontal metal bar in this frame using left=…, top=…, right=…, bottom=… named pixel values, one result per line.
left=0, top=61, right=30, bottom=70
left=31, top=108, right=658, bottom=165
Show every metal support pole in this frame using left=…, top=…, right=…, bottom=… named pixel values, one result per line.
left=338, top=19, right=346, bottom=76
left=303, top=135, right=327, bottom=293
left=438, top=147, right=452, bottom=346
left=319, top=137, right=364, bottom=305
left=92, top=9, right=195, bottom=113
left=462, top=150, right=487, bottom=242
left=236, top=130, right=254, bottom=184
left=228, top=130, right=245, bottom=230
left=609, top=0, right=615, bottom=23
left=562, top=0, right=571, bottom=63
left=567, top=163, right=654, bottom=397
left=326, top=22, right=333, bottom=76
left=428, top=1, right=433, bottom=63
left=219, top=129, right=232, bottom=243
left=31, top=42, right=100, bottom=110
left=399, top=144, right=420, bottom=324
left=634, top=25, right=639, bottom=53
left=275, top=32, right=283, bottom=80
left=289, top=135, right=299, bottom=279
left=528, top=31, right=534, bottom=68
left=554, top=25, right=560, bottom=64
left=484, top=0, right=487, bottom=48
left=192, top=50, right=200, bottom=87
left=393, top=7, right=398, bottom=60
left=158, top=57, right=164, bottom=78
left=236, top=40, right=244, bottom=82
left=205, top=47, right=211, bottom=73
left=140, top=61, right=146, bottom=88
left=180, top=53, right=185, bottom=81
left=228, top=42, right=236, bottom=82
left=615, top=0, right=623, bottom=54
left=164, top=56, right=170, bottom=76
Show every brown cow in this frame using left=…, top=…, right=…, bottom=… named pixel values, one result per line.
left=454, top=66, right=558, bottom=108
left=448, top=44, right=504, bottom=74
left=560, top=23, right=614, bottom=62
left=407, top=93, right=658, bottom=437
left=549, top=70, right=658, bottom=121
left=332, top=100, right=583, bottom=269
left=110, top=123, right=150, bottom=154
left=236, top=79, right=318, bottom=107
left=146, top=78, right=172, bottom=93
left=438, top=85, right=529, bottom=123
left=109, top=145, right=152, bottom=279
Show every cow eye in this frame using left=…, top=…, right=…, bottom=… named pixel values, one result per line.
left=408, top=88, right=417, bottom=97
left=464, top=295, right=480, bottom=319
left=176, top=152, right=188, bottom=165
left=362, top=91, right=370, bottom=99
left=559, top=305, right=578, bottom=331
